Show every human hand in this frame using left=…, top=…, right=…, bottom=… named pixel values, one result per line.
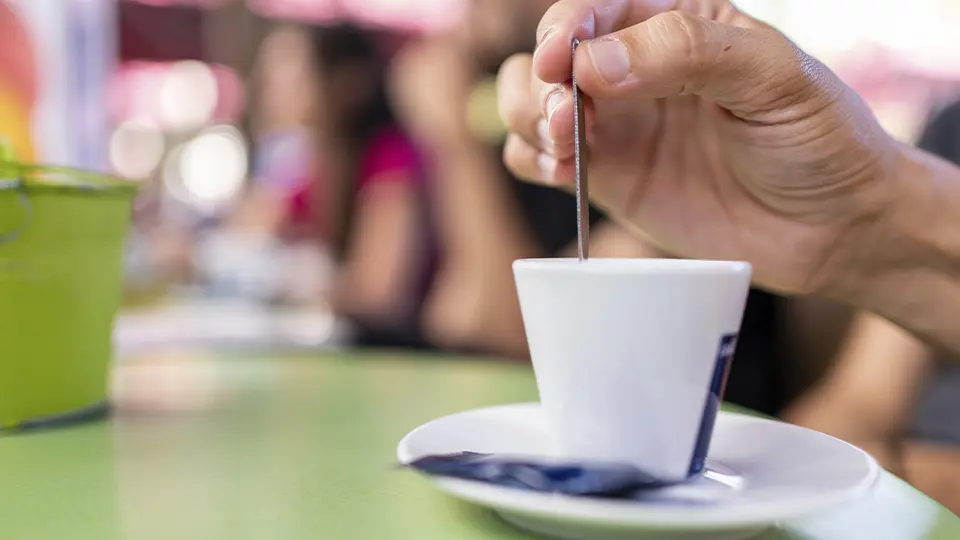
left=497, top=0, right=904, bottom=297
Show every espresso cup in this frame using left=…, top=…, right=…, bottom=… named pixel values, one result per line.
left=513, top=258, right=752, bottom=482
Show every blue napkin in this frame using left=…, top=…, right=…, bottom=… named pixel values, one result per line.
left=404, top=452, right=672, bottom=498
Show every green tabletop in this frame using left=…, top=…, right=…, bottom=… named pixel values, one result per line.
left=0, top=351, right=955, bottom=540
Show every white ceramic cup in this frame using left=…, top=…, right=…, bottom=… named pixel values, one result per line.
left=513, top=258, right=752, bottom=482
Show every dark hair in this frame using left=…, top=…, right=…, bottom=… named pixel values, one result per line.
left=311, top=23, right=394, bottom=134
left=309, top=23, right=394, bottom=257
left=917, top=100, right=960, bottom=164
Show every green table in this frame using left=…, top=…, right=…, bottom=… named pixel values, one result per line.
left=0, top=351, right=955, bottom=539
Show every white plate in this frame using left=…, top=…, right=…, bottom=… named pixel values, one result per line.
left=398, top=403, right=880, bottom=540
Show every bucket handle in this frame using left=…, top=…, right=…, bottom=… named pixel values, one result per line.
left=0, top=177, right=32, bottom=245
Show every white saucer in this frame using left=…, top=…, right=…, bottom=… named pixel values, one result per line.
left=397, top=403, right=880, bottom=540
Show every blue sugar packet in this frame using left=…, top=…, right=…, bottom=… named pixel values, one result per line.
left=404, top=452, right=672, bottom=498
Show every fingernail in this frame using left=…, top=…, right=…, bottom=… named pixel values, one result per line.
left=544, top=90, right=564, bottom=123
left=536, top=27, right=556, bottom=49
left=537, top=118, right=554, bottom=153
left=587, top=39, right=631, bottom=84
left=538, top=153, right=557, bottom=181
left=533, top=28, right=556, bottom=61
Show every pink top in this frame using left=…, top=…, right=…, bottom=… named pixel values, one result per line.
left=357, top=125, right=424, bottom=190
left=285, top=125, right=424, bottom=238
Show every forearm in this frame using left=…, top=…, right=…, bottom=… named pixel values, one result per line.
left=429, top=136, right=538, bottom=262
left=335, top=184, right=420, bottom=324
left=845, top=144, right=960, bottom=355
left=420, top=136, right=537, bottom=357
left=559, top=222, right=669, bottom=259
left=821, top=312, right=933, bottom=429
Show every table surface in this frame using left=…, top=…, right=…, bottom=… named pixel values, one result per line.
left=113, top=300, right=350, bottom=353
left=0, top=351, right=956, bottom=540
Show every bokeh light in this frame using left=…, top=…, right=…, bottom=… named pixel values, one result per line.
left=164, top=125, right=248, bottom=211
left=159, top=60, right=219, bottom=132
left=109, top=119, right=166, bottom=179
left=109, top=61, right=244, bottom=127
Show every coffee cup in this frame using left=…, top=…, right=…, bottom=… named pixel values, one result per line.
left=513, top=258, right=752, bottom=482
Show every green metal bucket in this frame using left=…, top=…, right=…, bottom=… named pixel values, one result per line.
left=0, top=158, right=136, bottom=430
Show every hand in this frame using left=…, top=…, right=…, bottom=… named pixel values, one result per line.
left=496, top=0, right=904, bottom=297
left=389, top=39, right=479, bottom=147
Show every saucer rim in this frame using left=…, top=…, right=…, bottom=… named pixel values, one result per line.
left=397, top=402, right=881, bottom=529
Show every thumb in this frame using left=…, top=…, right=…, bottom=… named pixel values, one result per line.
left=574, top=11, right=840, bottom=121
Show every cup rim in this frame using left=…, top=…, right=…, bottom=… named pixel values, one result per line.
left=513, top=257, right=751, bottom=274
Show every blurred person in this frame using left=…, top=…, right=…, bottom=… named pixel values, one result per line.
left=203, top=24, right=324, bottom=300
left=129, top=29, right=316, bottom=293
left=230, top=23, right=317, bottom=233
left=216, top=23, right=434, bottom=346
left=785, top=314, right=931, bottom=471
left=281, top=23, right=436, bottom=348
left=785, top=100, right=960, bottom=513
left=392, top=0, right=787, bottom=416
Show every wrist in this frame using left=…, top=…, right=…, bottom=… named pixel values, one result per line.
left=424, top=129, right=492, bottom=167
left=432, top=127, right=478, bottom=154
left=811, top=136, right=905, bottom=304
left=835, top=142, right=960, bottom=342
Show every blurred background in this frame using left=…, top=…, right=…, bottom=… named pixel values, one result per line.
left=2, top=0, right=960, bottom=514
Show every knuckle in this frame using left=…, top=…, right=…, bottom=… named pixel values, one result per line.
left=502, top=135, right=525, bottom=173
left=783, top=45, right=843, bottom=106
left=539, top=83, right=565, bottom=117
left=502, top=134, right=540, bottom=181
left=660, top=11, right=713, bottom=69
left=649, top=11, right=722, bottom=94
left=752, top=33, right=830, bottom=101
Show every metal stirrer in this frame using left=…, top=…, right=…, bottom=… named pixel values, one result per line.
left=572, top=39, right=590, bottom=261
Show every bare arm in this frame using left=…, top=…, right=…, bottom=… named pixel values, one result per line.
left=785, top=310, right=934, bottom=474
left=823, top=314, right=934, bottom=425
left=789, top=311, right=934, bottom=430
left=389, top=39, right=541, bottom=355
left=419, top=136, right=539, bottom=357
left=334, top=178, right=422, bottom=325
left=839, top=144, right=960, bottom=355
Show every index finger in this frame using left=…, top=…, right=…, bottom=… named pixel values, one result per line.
left=534, top=0, right=676, bottom=83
